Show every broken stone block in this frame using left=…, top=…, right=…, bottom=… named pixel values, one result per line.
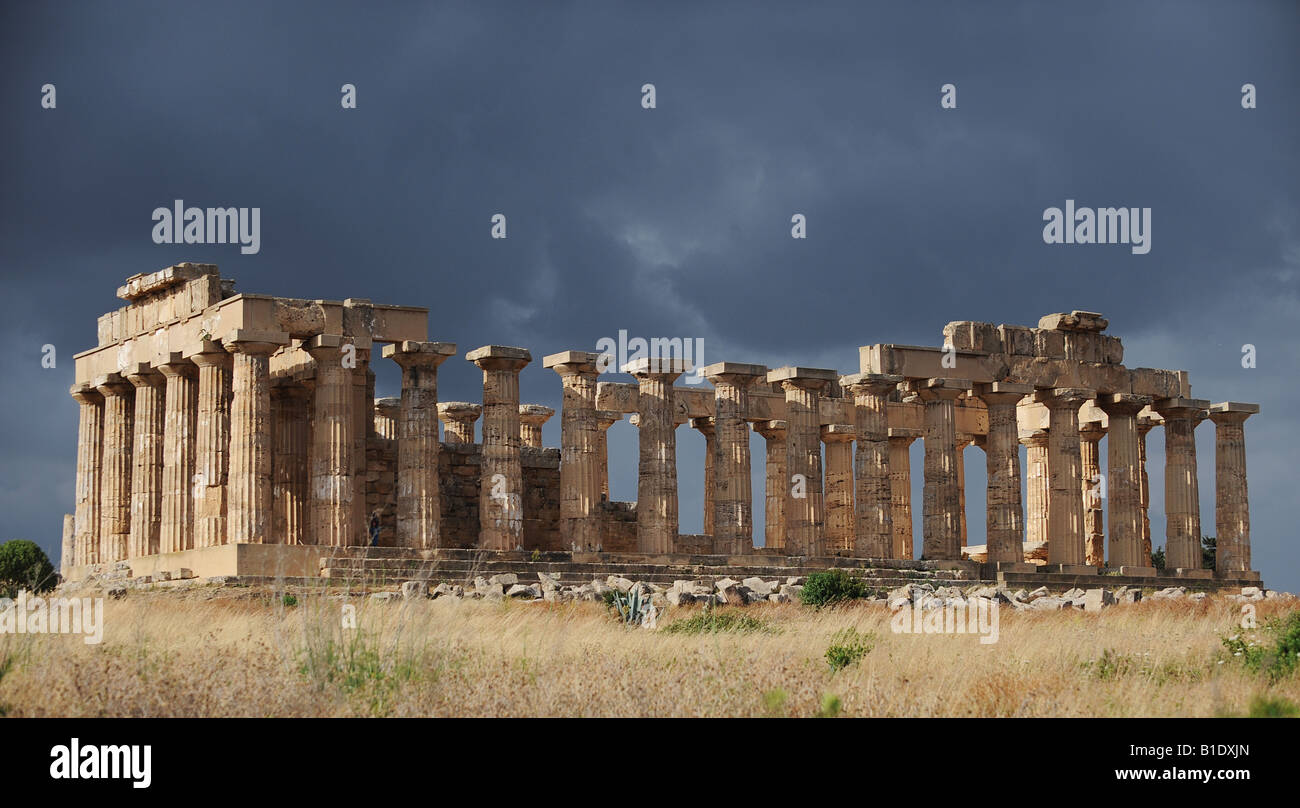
left=1082, top=588, right=1114, bottom=613
left=401, top=581, right=428, bottom=600
left=488, top=573, right=518, bottom=587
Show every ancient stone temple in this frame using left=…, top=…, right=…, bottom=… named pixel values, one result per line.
left=65, top=265, right=1263, bottom=589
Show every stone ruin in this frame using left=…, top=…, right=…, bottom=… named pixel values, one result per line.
left=63, top=264, right=1262, bottom=591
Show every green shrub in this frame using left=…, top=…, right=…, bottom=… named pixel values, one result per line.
left=0, top=540, right=56, bottom=599
left=1247, top=694, right=1298, bottom=718
left=661, top=610, right=774, bottom=635
left=282, top=593, right=299, bottom=607
left=761, top=688, right=788, bottom=716
left=825, top=627, right=874, bottom=671
left=800, top=569, right=869, bottom=608
left=1221, top=610, right=1300, bottom=682
left=815, top=693, right=843, bottom=718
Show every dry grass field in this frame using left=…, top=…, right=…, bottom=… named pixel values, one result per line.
left=2, top=589, right=1297, bottom=717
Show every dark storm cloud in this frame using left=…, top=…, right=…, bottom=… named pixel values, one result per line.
left=2, top=1, right=1297, bottom=589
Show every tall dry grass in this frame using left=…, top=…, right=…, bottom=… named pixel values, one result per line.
left=1, top=589, right=1296, bottom=717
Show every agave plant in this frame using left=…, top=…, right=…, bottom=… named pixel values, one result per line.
left=612, top=587, right=658, bottom=628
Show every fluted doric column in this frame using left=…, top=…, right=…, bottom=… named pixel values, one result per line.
left=753, top=419, right=788, bottom=551
left=386, top=340, right=457, bottom=548
left=954, top=431, right=974, bottom=546
left=350, top=346, right=373, bottom=547
left=821, top=423, right=855, bottom=553
left=1022, top=429, right=1050, bottom=546
left=70, top=383, right=104, bottom=567
left=1079, top=419, right=1106, bottom=566
left=307, top=335, right=356, bottom=547
left=95, top=373, right=133, bottom=564
left=519, top=404, right=554, bottom=449
left=225, top=331, right=288, bottom=544
left=918, top=378, right=971, bottom=560
left=126, top=363, right=165, bottom=558
left=888, top=429, right=919, bottom=559
left=769, top=367, right=836, bottom=556
left=469, top=345, right=531, bottom=550
left=1154, top=397, right=1210, bottom=571
left=842, top=373, right=901, bottom=558
left=1098, top=393, right=1151, bottom=569
left=157, top=354, right=197, bottom=554
left=186, top=340, right=231, bottom=548
left=271, top=381, right=311, bottom=545
left=1036, top=388, right=1093, bottom=566
left=976, top=382, right=1032, bottom=564
left=1208, top=402, right=1259, bottom=573
left=596, top=410, right=622, bottom=502
left=690, top=417, right=717, bottom=538
left=702, top=363, right=766, bottom=555
left=544, top=351, right=603, bottom=551
left=1137, top=415, right=1157, bottom=562
left=373, top=397, right=401, bottom=440
left=625, top=357, right=688, bottom=554
left=437, top=401, right=481, bottom=445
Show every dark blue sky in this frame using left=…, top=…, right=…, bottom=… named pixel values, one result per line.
left=2, top=1, right=1297, bottom=590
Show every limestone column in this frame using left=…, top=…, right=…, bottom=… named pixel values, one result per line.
left=307, top=335, right=356, bottom=547
left=976, top=382, right=1032, bottom=564
left=126, top=363, right=165, bottom=558
left=1036, top=388, right=1093, bottom=566
left=690, top=417, right=717, bottom=537
left=955, top=431, right=973, bottom=546
left=888, top=429, right=918, bottom=559
left=95, top=373, right=133, bottom=564
left=544, top=351, right=603, bottom=551
left=1154, top=397, right=1210, bottom=571
left=469, top=345, right=532, bottom=550
left=70, top=383, right=103, bottom=567
left=1022, top=429, right=1050, bottom=546
left=1098, top=394, right=1150, bottom=569
left=596, top=410, right=622, bottom=502
left=842, top=373, right=900, bottom=558
left=625, top=357, right=688, bottom=554
left=61, top=514, right=75, bottom=578
left=1079, top=419, right=1106, bottom=566
left=1208, top=402, right=1259, bottom=573
left=769, top=367, right=836, bottom=556
left=1137, top=415, right=1157, bottom=562
left=225, top=331, right=287, bottom=544
left=702, top=363, right=766, bottom=554
left=918, top=378, right=971, bottom=560
left=350, top=347, right=373, bottom=546
left=821, top=424, right=855, bottom=552
left=186, top=340, right=231, bottom=548
left=519, top=404, right=555, bottom=449
left=437, top=402, right=481, bottom=444
left=373, top=397, right=401, bottom=440
left=157, top=354, right=197, bottom=554
left=753, top=420, right=788, bottom=551
left=386, top=340, right=457, bottom=548
left=271, top=382, right=311, bottom=545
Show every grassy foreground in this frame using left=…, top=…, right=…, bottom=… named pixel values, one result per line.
left=1, top=590, right=1297, bottom=717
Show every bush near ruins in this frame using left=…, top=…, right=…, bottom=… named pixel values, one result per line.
left=661, top=609, right=773, bottom=635
left=0, top=540, right=56, bottom=599
left=1222, top=609, right=1300, bottom=682
left=800, top=569, right=870, bottom=608
left=825, top=628, right=874, bottom=672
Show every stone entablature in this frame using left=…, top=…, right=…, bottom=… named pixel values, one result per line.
left=66, top=271, right=1261, bottom=587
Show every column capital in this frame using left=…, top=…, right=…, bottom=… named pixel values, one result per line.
left=374, top=396, right=401, bottom=418
left=70, top=382, right=103, bottom=405
left=1153, top=396, right=1211, bottom=419
left=184, top=338, right=230, bottom=367
left=1207, top=401, right=1259, bottom=426
left=888, top=426, right=922, bottom=442
left=624, top=357, right=690, bottom=380
left=467, top=344, right=530, bottom=372
left=543, top=350, right=601, bottom=376
left=820, top=423, right=855, bottom=443
left=519, top=404, right=555, bottom=427
left=271, top=379, right=312, bottom=400
left=94, top=372, right=133, bottom=397
left=383, top=339, right=457, bottom=368
left=1079, top=420, right=1107, bottom=442
left=224, top=329, right=290, bottom=356
left=156, top=351, right=197, bottom=380
left=689, top=416, right=716, bottom=434
left=701, top=362, right=768, bottom=387
left=1098, top=392, right=1151, bottom=416
left=124, top=362, right=164, bottom=389
left=974, top=380, right=1033, bottom=406
left=596, top=410, right=623, bottom=429
left=304, top=333, right=353, bottom=362
left=841, top=372, right=903, bottom=397
left=1019, top=427, right=1050, bottom=448
left=1035, top=387, right=1095, bottom=409
left=752, top=419, right=787, bottom=439
left=767, top=366, right=836, bottom=391
left=438, top=401, right=481, bottom=418
left=1137, top=414, right=1160, bottom=434
left=916, top=377, right=972, bottom=402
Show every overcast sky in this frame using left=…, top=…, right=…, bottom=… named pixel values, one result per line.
left=2, top=1, right=1296, bottom=591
